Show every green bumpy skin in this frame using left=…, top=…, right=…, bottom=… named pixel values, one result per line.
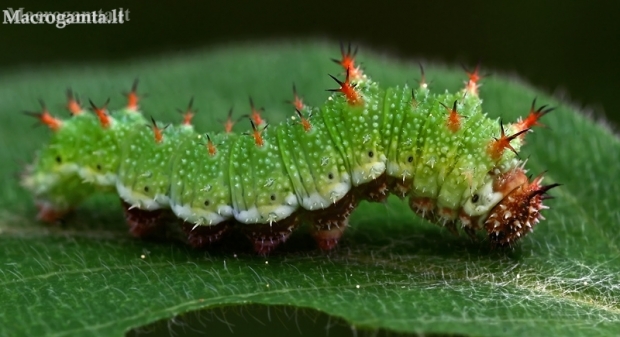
left=227, top=128, right=297, bottom=224
left=278, top=112, right=350, bottom=211
left=22, top=106, right=145, bottom=218
left=407, top=90, right=496, bottom=211
left=22, top=49, right=548, bottom=247
left=116, top=123, right=194, bottom=210
left=169, top=132, right=234, bottom=226
left=320, top=81, right=386, bottom=187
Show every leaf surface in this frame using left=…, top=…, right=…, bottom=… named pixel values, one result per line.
left=0, top=42, right=618, bottom=337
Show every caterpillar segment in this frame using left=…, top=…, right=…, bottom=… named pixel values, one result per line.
left=21, top=89, right=145, bottom=222
left=21, top=46, right=558, bottom=254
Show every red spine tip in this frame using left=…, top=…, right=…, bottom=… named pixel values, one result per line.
left=514, top=98, right=554, bottom=135
left=223, top=108, right=237, bottom=133
left=249, top=119, right=266, bottom=147
left=66, top=89, right=83, bottom=115
left=463, top=63, right=483, bottom=95
left=206, top=135, right=217, bottom=156
left=25, top=101, right=63, bottom=131
left=440, top=100, right=462, bottom=132
left=295, top=109, right=312, bottom=132
left=487, top=120, right=529, bottom=160
left=178, top=97, right=197, bottom=126
left=125, top=79, right=141, bottom=111
left=331, top=42, right=362, bottom=79
left=90, top=98, right=111, bottom=128
left=327, top=68, right=362, bottom=105
left=149, top=116, right=165, bottom=143
left=288, top=84, right=305, bottom=111
left=249, top=97, right=265, bottom=126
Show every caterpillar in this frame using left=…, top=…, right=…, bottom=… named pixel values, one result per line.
left=20, top=45, right=559, bottom=254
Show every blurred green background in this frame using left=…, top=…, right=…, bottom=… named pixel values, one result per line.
left=1, top=0, right=619, bottom=129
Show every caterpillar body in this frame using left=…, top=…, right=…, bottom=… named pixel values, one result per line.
left=21, top=46, right=558, bottom=254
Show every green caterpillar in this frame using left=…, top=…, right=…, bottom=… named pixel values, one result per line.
left=20, top=45, right=558, bottom=254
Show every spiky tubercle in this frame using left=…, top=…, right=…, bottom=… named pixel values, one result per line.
left=485, top=168, right=560, bottom=247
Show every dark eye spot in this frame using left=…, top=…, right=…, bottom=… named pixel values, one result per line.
left=328, top=173, right=334, bottom=180
left=204, top=200, right=210, bottom=206
left=472, top=194, right=479, bottom=203
left=407, top=156, right=413, bottom=163
left=368, top=151, right=374, bottom=158
left=270, top=194, right=276, bottom=201
left=96, top=164, right=102, bottom=170
left=144, top=186, right=149, bottom=192
left=56, top=156, right=62, bottom=163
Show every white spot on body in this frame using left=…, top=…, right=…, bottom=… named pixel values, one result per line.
left=116, top=181, right=162, bottom=211
left=170, top=202, right=228, bottom=225
left=351, top=157, right=387, bottom=186
left=461, top=178, right=503, bottom=217
left=301, top=192, right=330, bottom=210
left=235, top=207, right=261, bottom=224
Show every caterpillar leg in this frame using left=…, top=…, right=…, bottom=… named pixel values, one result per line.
left=180, top=220, right=233, bottom=249
left=409, top=197, right=436, bottom=220
left=307, top=192, right=357, bottom=251
left=463, top=225, right=478, bottom=241
left=357, top=173, right=389, bottom=203
left=120, top=200, right=168, bottom=238
left=240, top=214, right=301, bottom=255
left=35, top=200, right=73, bottom=223
left=409, top=196, right=460, bottom=236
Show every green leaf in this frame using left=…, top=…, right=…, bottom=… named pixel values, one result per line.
left=1, top=41, right=618, bottom=337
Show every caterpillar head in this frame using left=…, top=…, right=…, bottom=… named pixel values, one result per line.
left=461, top=167, right=559, bottom=246
left=463, top=167, right=558, bottom=246
left=484, top=168, right=559, bottom=246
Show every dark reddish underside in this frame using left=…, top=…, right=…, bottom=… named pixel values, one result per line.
left=120, top=200, right=168, bottom=238
left=238, top=214, right=301, bottom=255
left=115, top=167, right=555, bottom=254
left=35, top=200, right=73, bottom=223
left=118, top=174, right=393, bottom=255
left=180, top=219, right=233, bottom=249
left=307, top=191, right=355, bottom=251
